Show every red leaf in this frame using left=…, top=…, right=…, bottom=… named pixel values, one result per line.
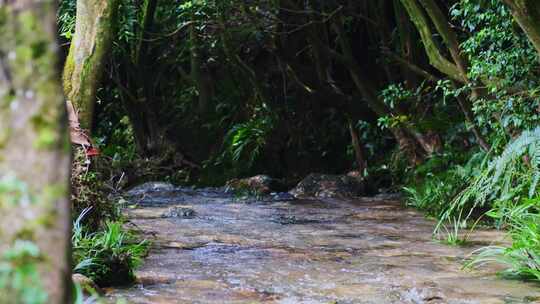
left=86, top=147, right=100, bottom=157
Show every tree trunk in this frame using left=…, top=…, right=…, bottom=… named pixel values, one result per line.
left=330, top=16, right=436, bottom=158
left=190, top=23, right=212, bottom=114
left=63, top=0, right=119, bottom=132
left=399, top=0, right=464, bottom=82
left=0, top=2, right=71, bottom=303
left=503, top=0, right=540, bottom=58
left=399, top=0, right=491, bottom=151
left=348, top=118, right=367, bottom=174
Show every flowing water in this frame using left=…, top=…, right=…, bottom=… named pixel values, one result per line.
left=107, top=185, right=540, bottom=304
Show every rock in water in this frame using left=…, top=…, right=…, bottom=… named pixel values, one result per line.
left=225, top=175, right=285, bottom=194
left=126, top=182, right=176, bottom=196
left=162, top=206, right=196, bottom=218
left=72, top=273, right=101, bottom=295
left=290, top=173, right=365, bottom=198
left=270, top=192, right=296, bottom=201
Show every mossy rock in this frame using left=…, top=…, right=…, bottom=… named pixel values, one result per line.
left=290, top=173, right=366, bottom=198
left=225, top=175, right=285, bottom=195
left=72, top=273, right=102, bottom=295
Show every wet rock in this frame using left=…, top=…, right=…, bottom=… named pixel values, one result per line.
left=72, top=273, right=101, bottom=295
left=290, top=173, right=366, bottom=198
left=401, top=286, right=445, bottom=304
left=226, top=175, right=284, bottom=194
left=272, top=214, right=322, bottom=225
left=270, top=192, right=296, bottom=201
left=161, top=206, right=196, bottom=218
left=126, top=182, right=176, bottom=196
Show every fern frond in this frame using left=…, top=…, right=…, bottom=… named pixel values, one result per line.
left=440, top=127, right=540, bottom=227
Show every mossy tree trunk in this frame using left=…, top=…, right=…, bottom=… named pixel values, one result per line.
left=63, top=0, right=119, bottom=132
left=0, top=1, right=71, bottom=303
left=348, top=118, right=367, bottom=174
left=120, top=0, right=166, bottom=155
left=329, top=15, right=437, bottom=160
left=503, top=0, right=540, bottom=58
left=190, top=22, right=213, bottom=114
left=399, top=0, right=491, bottom=151
left=399, top=0, right=464, bottom=82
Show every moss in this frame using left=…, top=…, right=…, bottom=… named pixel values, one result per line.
left=0, top=3, right=69, bottom=303
left=0, top=174, right=31, bottom=208
left=0, top=6, right=7, bottom=26
left=12, top=226, right=37, bottom=242
left=0, top=240, right=48, bottom=304
left=31, top=112, right=60, bottom=150
left=400, top=0, right=463, bottom=81
left=62, top=41, right=76, bottom=96
left=0, top=122, right=10, bottom=150
left=63, top=0, right=119, bottom=131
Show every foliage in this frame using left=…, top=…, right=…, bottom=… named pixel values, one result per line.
left=466, top=200, right=540, bottom=281
left=0, top=174, right=32, bottom=208
left=403, top=172, right=462, bottom=217
left=0, top=177, right=47, bottom=304
left=439, top=127, right=540, bottom=226
left=57, top=0, right=76, bottom=39
left=218, top=105, right=275, bottom=172
left=96, top=115, right=137, bottom=165
left=422, top=127, right=540, bottom=279
left=403, top=149, right=483, bottom=215
left=56, top=0, right=540, bottom=287
left=0, top=241, right=47, bottom=304
left=452, top=0, right=540, bottom=141
left=71, top=147, right=119, bottom=231
left=72, top=208, right=148, bottom=287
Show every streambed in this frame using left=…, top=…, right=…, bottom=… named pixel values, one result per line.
left=107, top=186, right=540, bottom=304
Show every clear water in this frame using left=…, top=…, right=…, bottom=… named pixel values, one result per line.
left=107, top=188, right=540, bottom=304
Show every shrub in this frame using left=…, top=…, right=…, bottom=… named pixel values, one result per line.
left=72, top=209, right=148, bottom=287
left=467, top=200, right=540, bottom=281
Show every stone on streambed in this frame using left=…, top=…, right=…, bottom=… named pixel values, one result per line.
left=126, top=181, right=176, bottom=196
left=161, top=206, right=196, bottom=218
left=225, top=175, right=285, bottom=194
left=290, top=173, right=366, bottom=198
left=72, top=273, right=102, bottom=295
left=269, top=192, right=295, bottom=201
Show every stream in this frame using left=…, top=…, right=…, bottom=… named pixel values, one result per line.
left=107, top=184, right=540, bottom=304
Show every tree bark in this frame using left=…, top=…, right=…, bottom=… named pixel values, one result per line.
left=190, top=23, right=212, bottom=114
left=503, top=0, right=540, bottom=58
left=348, top=118, right=367, bottom=174
left=0, top=1, right=71, bottom=303
left=399, top=0, right=464, bottom=83
left=330, top=15, right=437, bottom=158
left=399, top=0, right=491, bottom=151
left=63, top=0, right=119, bottom=132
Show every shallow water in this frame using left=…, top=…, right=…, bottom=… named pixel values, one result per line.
left=107, top=187, right=540, bottom=304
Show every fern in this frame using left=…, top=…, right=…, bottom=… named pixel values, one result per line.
left=220, top=107, right=275, bottom=170
left=439, top=127, right=540, bottom=228
left=466, top=200, right=540, bottom=281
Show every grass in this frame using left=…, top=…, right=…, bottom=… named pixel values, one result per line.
left=73, top=284, right=128, bottom=304
left=435, top=216, right=469, bottom=246
left=72, top=208, right=149, bottom=287
left=465, top=203, right=540, bottom=281
left=404, top=131, right=540, bottom=282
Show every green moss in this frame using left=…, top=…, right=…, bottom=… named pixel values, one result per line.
left=0, top=123, right=10, bottom=150
left=31, top=113, right=59, bottom=150
left=0, top=174, right=31, bottom=208
left=40, top=183, right=68, bottom=228
left=0, top=240, right=48, bottom=304
left=62, top=42, right=75, bottom=96
left=42, top=183, right=68, bottom=201
left=13, top=227, right=37, bottom=242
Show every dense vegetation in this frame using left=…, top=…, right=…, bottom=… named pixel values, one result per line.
left=2, top=0, right=540, bottom=303
left=54, top=0, right=540, bottom=285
